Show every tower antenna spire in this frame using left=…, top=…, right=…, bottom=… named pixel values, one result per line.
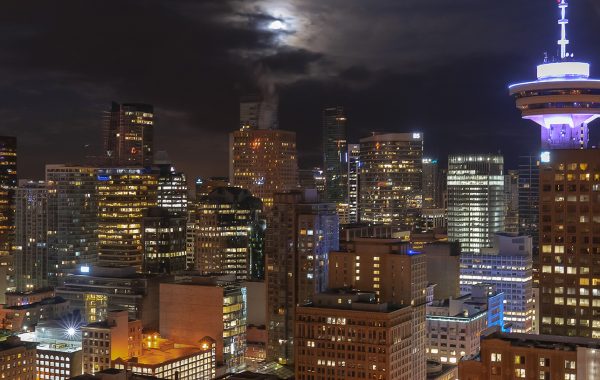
left=558, top=0, right=570, bottom=59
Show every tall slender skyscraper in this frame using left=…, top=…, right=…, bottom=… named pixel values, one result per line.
left=447, top=155, right=505, bottom=253
left=0, top=136, right=16, bottom=257
left=229, top=127, right=298, bottom=208
left=142, top=207, right=187, bottom=274
left=266, top=190, right=339, bottom=364
left=422, top=158, right=442, bottom=209
left=154, top=151, right=188, bottom=215
left=508, top=0, right=600, bottom=337
left=14, top=180, right=49, bottom=291
left=46, top=165, right=99, bottom=285
left=104, top=102, right=154, bottom=166
left=322, top=106, right=347, bottom=203
left=347, top=143, right=360, bottom=224
left=240, top=94, right=278, bottom=130
left=518, top=155, right=540, bottom=260
left=504, top=170, right=520, bottom=233
left=97, top=168, right=157, bottom=270
left=359, top=133, right=423, bottom=228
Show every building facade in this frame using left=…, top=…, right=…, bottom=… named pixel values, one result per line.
left=142, top=207, right=187, bottom=274
left=0, top=336, right=37, bottom=380
left=265, top=190, right=339, bottom=364
left=15, top=180, right=49, bottom=292
left=447, top=154, right=505, bottom=253
left=295, top=291, right=415, bottom=380
left=460, top=233, right=534, bottom=333
left=359, top=133, right=423, bottom=228
left=0, top=136, right=17, bottom=257
left=96, top=168, right=157, bottom=269
left=322, top=106, right=347, bottom=204
left=46, top=165, right=99, bottom=286
left=154, top=155, right=188, bottom=215
left=229, top=127, right=298, bottom=208
left=195, top=187, right=264, bottom=280
left=347, top=143, right=360, bottom=224
left=104, top=102, right=154, bottom=166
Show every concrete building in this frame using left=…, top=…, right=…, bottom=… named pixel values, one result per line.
left=195, top=187, right=264, bottom=280
left=46, top=165, right=99, bottom=286
left=103, top=102, right=154, bottom=167
left=504, top=170, right=520, bottom=233
left=265, top=190, right=339, bottom=364
left=159, top=275, right=246, bottom=372
left=0, top=336, right=37, bottom=380
left=81, top=310, right=143, bottom=375
left=0, top=296, right=70, bottom=332
left=56, top=266, right=162, bottom=329
left=518, top=155, right=540, bottom=280
left=426, top=286, right=500, bottom=365
left=19, top=315, right=84, bottom=380
left=447, top=154, right=505, bottom=253
left=459, top=326, right=600, bottom=379
left=141, top=207, right=187, bottom=274
left=295, top=290, right=415, bottom=380
left=347, top=143, right=360, bottom=224
left=96, top=168, right=158, bottom=269
left=229, top=126, right=298, bottom=208
left=460, top=233, right=534, bottom=333
left=328, top=238, right=427, bottom=380
left=359, top=133, right=423, bottom=228
left=14, top=180, right=49, bottom=292
left=113, top=335, right=216, bottom=380
left=153, top=152, right=188, bottom=215
left=423, top=241, right=461, bottom=300
left=0, top=136, right=17, bottom=258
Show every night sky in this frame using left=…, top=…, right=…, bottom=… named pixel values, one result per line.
left=2, top=0, right=600, bottom=180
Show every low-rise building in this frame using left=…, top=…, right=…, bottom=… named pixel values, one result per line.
left=0, top=296, right=70, bottom=332
left=459, top=327, right=600, bottom=379
left=0, top=336, right=37, bottom=380
left=81, top=310, right=142, bottom=374
left=113, top=336, right=215, bottom=380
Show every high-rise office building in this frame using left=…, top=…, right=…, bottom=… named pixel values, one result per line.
left=508, top=0, right=600, bottom=337
left=14, top=180, right=49, bottom=292
left=322, top=106, right=348, bottom=203
left=0, top=136, right=17, bottom=257
left=518, top=155, right=540, bottom=256
left=266, top=190, right=339, bottom=365
left=142, top=207, right=187, bottom=274
left=359, top=133, right=423, bottom=228
left=460, top=233, right=534, bottom=333
left=422, top=158, right=443, bottom=209
left=46, top=165, right=98, bottom=286
left=195, top=177, right=229, bottom=199
left=154, top=152, right=188, bottom=215
left=295, top=290, right=415, bottom=380
left=447, top=154, right=505, bottom=253
left=504, top=170, right=519, bottom=233
left=328, top=238, right=427, bottom=380
left=195, top=187, right=264, bottom=280
left=229, top=127, right=298, bottom=208
left=240, top=94, right=278, bottom=131
left=104, top=102, right=154, bottom=166
left=347, top=143, right=360, bottom=224
left=96, top=168, right=157, bottom=269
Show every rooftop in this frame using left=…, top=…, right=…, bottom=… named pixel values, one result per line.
left=484, top=329, right=600, bottom=351
left=117, top=343, right=211, bottom=367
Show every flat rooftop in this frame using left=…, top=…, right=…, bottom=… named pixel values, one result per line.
left=123, top=345, right=210, bottom=367
left=484, top=330, right=600, bottom=351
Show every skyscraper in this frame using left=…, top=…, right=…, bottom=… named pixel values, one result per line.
left=359, top=133, right=423, bottom=228
left=518, top=155, right=540, bottom=258
left=142, top=207, right=187, bottom=274
left=195, top=187, right=264, bottom=280
left=240, top=94, right=278, bottom=130
left=97, top=168, right=157, bottom=269
left=266, top=190, right=339, bottom=364
left=504, top=170, right=519, bottom=233
left=447, top=155, right=505, bottom=253
left=347, top=143, right=360, bottom=224
left=229, top=127, right=298, bottom=208
left=154, top=152, right=188, bottom=215
left=104, top=102, right=154, bottom=166
left=322, top=106, right=347, bottom=203
left=14, top=180, right=49, bottom=291
left=0, top=136, right=16, bottom=257
left=508, top=0, right=600, bottom=337
left=46, top=165, right=98, bottom=285
left=422, top=158, right=441, bottom=209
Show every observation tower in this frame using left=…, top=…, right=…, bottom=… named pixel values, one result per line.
left=509, top=0, right=600, bottom=149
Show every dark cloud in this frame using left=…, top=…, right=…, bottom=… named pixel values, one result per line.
left=0, top=0, right=599, bottom=180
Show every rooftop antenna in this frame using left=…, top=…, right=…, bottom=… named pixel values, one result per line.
left=557, top=0, right=570, bottom=60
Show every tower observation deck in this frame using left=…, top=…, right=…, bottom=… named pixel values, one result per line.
left=509, top=0, right=600, bottom=149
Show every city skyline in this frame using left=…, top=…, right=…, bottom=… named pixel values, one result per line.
left=3, top=1, right=600, bottom=181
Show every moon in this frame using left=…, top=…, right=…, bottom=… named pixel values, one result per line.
left=268, top=20, right=286, bottom=30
